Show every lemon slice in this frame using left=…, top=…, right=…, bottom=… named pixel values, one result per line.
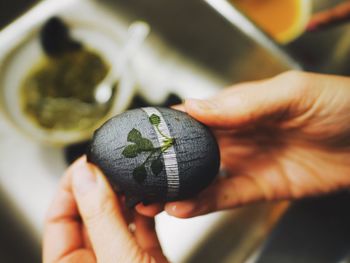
left=232, top=0, right=311, bottom=44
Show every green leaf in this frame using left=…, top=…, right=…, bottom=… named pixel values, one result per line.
left=151, top=158, right=163, bottom=176
left=138, top=138, right=154, bottom=151
left=122, top=144, right=139, bottom=158
left=127, top=128, right=142, bottom=143
left=133, top=165, right=147, bottom=183
left=149, top=114, right=161, bottom=126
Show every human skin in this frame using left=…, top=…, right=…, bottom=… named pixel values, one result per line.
left=136, top=71, right=350, bottom=218
left=43, top=71, right=350, bottom=262
left=43, top=156, right=168, bottom=263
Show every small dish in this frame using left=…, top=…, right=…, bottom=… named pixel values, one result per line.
left=0, top=3, right=137, bottom=145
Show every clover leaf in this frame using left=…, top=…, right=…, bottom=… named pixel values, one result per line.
left=138, top=138, right=153, bottom=151
left=151, top=158, right=163, bottom=176
left=122, top=144, right=139, bottom=158
left=133, top=165, right=147, bottom=183
left=127, top=128, right=142, bottom=143
left=149, top=114, right=161, bottom=125
left=123, top=115, right=174, bottom=184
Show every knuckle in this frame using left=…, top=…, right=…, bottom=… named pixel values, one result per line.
left=289, top=70, right=311, bottom=87
left=278, top=70, right=309, bottom=88
left=279, top=70, right=305, bottom=81
left=276, top=70, right=314, bottom=103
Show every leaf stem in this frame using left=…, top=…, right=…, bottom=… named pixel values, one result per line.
left=142, top=148, right=162, bottom=167
left=155, top=124, right=170, bottom=140
left=154, top=123, right=175, bottom=153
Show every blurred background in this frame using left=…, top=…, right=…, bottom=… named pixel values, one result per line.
left=1, top=0, right=350, bottom=262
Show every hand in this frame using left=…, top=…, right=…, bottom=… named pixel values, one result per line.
left=136, top=71, right=350, bottom=218
left=43, top=157, right=167, bottom=263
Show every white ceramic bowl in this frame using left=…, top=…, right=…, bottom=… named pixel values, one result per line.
left=0, top=15, right=136, bottom=145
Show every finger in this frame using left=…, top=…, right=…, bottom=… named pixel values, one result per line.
left=56, top=250, right=95, bottom=263
left=171, top=104, right=185, bottom=112
left=134, top=213, right=167, bottom=263
left=307, top=1, right=350, bottom=31
left=71, top=160, right=140, bottom=263
left=134, top=214, right=159, bottom=249
left=82, top=225, right=93, bottom=250
left=164, top=175, right=266, bottom=218
left=43, top=157, right=87, bottom=263
left=184, top=71, right=313, bottom=129
left=135, top=203, right=164, bottom=217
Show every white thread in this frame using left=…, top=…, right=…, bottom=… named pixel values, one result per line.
left=142, top=107, right=179, bottom=198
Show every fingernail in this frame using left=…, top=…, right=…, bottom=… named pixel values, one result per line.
left=166, top=202, right=196, bottom=217
left=72, top=161, right=97, bottom=194
left=187, top=99, right=218, bottom=111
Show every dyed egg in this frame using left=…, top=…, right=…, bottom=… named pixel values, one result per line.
left=87, top=107, right=220, bottom=207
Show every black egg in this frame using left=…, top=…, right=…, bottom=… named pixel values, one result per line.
left=87, top=107, right=220, bottom=207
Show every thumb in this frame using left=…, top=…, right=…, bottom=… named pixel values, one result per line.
left=70, top=158, right=140, bottom=263
left=185, top=71, right=311, bottom=129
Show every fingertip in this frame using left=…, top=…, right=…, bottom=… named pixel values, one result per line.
left=164, top=203, right=178, bottom=216
left=75, top=155, right=87, bottom=163
left=171, top=104, right=186, bottom=112
left=184, top=98, right=232, bottom=129
left=65, top=155, right=87, bottom=177
left=135, top=203, right=163, bottom=217
left=71, top=160, right=97, bottom=195
left=71, top=156, right=121, bottom=216
left=84, top=161, right=114, bottom=195
left=185, top=99, right=217, bottom=115
left=164, top=201, right=197, bottom=218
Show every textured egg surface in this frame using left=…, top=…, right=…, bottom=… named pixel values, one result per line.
left=88, top=107, right=220, bottom=206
